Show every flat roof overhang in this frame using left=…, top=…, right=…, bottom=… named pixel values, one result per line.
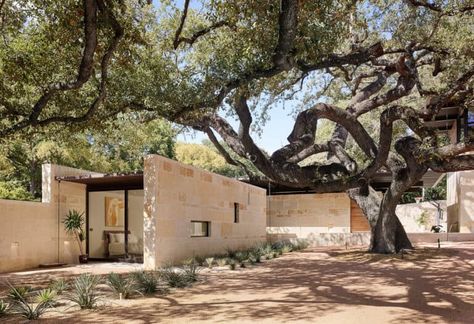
left=57, top=173, right=144, bottom=191
left=246, top=170, right=444, bottom=195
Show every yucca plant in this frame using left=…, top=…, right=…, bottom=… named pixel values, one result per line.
left=205, top=257, right=214, bottom=268
left=7, top=286, right=52, bottom=320
left=9, top=298, right=51, bottom=320
left=67, top=273, right=100, bottom=309
left=0, top=299, right=9, bottom=317
left=132, top=271, right=159, bottom=295
left=7, top=286, right=31, bottom=301
left=159, top=267, right=190, bottom=288
left=49, top=278, right=69, bottom=295
left=216, top=258, right=228, bottom=267
left=107, top=273, right=139, bottom=299
left=63, top=209, right=87, bottom=263
left=235, top=252, right=248, bottom=268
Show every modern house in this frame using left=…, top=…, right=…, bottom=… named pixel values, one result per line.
left=1, top=119, right=474, bottom=273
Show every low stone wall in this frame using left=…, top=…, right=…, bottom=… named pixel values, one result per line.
left=396, top=201, right=446, bottom=232
left=408, top=232, right=474, bottom=243
left=267, top=232, right=474, bottom=247
left=268, top=232, right=371, bottom=247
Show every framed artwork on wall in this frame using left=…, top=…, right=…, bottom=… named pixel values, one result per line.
left=105, top=196, right=124, bottom=227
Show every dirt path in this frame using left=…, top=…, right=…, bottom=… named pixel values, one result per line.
left=4, top=242, right=474, bottom=323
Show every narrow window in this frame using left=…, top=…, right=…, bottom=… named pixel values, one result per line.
left=191, top=221, right=210, bottom=237
left=234, top=202, right=240, bottom=223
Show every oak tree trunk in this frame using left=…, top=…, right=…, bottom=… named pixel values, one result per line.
left=348, top=184, right=413, bottom=254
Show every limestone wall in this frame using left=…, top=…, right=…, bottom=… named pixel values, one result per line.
left=266, top=193, right=351, bottom=245
left=396, top=201, right=447, bottom=233
left=143, top=155, right=267, bottom=269
left=0, top=165, right=91, bottom=273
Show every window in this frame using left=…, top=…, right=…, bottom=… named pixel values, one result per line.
left=191, top=221, right=210, bottom=237
left=234, top=202, right=240, bottom=223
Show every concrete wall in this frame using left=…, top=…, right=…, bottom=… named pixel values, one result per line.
left=267, top=193, right=351, bottom=245
left=0, top=165, right=94, bottom=273
left=143, top=155, right=267, bottom=269
left=447, top=171, right=474, bottom=233
left=396, top=201, right=447, bottom=232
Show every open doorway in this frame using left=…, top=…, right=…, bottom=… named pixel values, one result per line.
left=87, top=189, right=144, bottom=262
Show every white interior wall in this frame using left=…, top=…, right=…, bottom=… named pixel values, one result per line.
left=88, top=190, right=125, bottom=258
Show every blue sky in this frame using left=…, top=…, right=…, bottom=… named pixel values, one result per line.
left=177, top=108, right=294, bottom=154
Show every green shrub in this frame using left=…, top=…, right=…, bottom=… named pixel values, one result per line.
left=205, top=257, right=214, bottom=268
left=49, top=278, right=69, bottom=295
left=0, top=181, right=35, bottom=201
left=132, top=271, right=159, bottom=295
left=293, top=239, right=310, bottom=251
left=107, top=273, right=138, bottom=299
left=67, top=273, right=100, bottom=309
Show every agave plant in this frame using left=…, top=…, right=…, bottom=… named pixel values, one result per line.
left=49, top=278, right=69, bottom=295
left=67, top=273, right=101, bottom=309
left=132, top=271, right=159, bottom=295
left=107, top=272, right=138, bottom=299
left=205, top=257, right=214, bottom=268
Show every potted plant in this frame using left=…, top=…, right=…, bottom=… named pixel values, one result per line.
left=63, top=209, right=88, bottom=263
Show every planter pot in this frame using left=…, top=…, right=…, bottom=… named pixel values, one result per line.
left=79, top=254, right=89, bottom=264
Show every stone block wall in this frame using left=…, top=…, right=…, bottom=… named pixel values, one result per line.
left=143, top=155, right=267, bottom=269
left=0, top=165, right=91, bottom=273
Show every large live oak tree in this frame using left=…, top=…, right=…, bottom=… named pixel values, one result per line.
left=1, top=0, right=473, bottom=253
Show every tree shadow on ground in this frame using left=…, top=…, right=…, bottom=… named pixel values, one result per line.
left=2, top=244, right=474, bottom=323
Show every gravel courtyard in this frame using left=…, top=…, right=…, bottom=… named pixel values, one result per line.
left=3, top=242, right=474, bottom=324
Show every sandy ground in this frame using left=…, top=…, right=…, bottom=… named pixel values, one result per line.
left=1, top=242, right=474, bottom=324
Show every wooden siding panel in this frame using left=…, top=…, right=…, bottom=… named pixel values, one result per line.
left=350, top=200, right=370, bottom=232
